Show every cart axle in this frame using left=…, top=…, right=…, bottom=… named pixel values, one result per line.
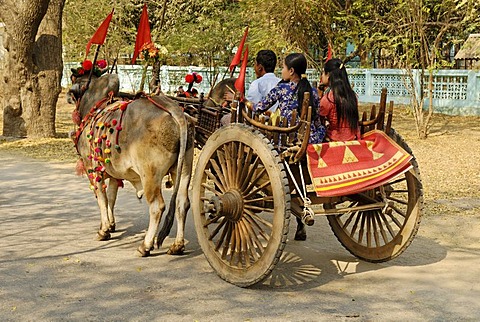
left=204, top=190, right=244, bottom=222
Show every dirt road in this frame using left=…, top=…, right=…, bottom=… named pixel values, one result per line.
left=1, top=152, right=480, bottom=321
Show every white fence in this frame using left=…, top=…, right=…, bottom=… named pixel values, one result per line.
left=63, top=64, right=480, bottom=116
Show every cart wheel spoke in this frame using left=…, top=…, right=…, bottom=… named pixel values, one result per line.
left=211, top=153, right=230, bottom=189
left=207, top=216, right=227, bottom=238
left=373, top=211, right=389, bottom=245
left=240, top=156, right=261, bottom=192
left=205, top=169, right=226, bottom=194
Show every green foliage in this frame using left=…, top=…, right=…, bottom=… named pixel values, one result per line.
left=63, top=0, right=134, bottom=62
left=62, top=0, right=479, bottom=73
left=63, top=0, right=247, bottom=66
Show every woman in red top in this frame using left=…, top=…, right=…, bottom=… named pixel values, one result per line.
left=319, top=58, right=360, bottom=141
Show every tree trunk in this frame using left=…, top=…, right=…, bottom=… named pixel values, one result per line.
left=0, top=0, right=64, bottom=138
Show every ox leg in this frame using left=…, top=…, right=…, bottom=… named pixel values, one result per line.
left=106, top=178, right=119, bottom=232
left=95, top=181, right=112, bottom=241
left=166, top=167, right=192, bottom=255
left=137, top=181, right=165, bottom=257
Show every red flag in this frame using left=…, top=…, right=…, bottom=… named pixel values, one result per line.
left=229, top=27, right=249, bottom=72
left=326, top=43, right=333, bottom=61
left=234, top=46, right=249, bottom=97
left=85, top=9, right=114, bottom=57
left=131, top=4, right=153, bottom=64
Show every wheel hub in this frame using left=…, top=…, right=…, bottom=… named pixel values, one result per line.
left=206, top=189, right=244, bottom=222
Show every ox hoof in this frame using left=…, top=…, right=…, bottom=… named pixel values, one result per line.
left=167, top=243, right=185, bottom=255
left=294, top=228, right=307, bottom=241
left=108, top=224, right=116, bottom=233
left=137, top=245, right=152, bottom=257
left=96, top=231, right=111, bottom=241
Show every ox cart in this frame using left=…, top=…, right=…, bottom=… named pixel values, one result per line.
left=169, top=87, right=423, bottom=287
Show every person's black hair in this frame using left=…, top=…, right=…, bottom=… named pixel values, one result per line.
left=324, top=58, right=359, bottom=132
left=284, top=53, right=316, bottom=120
left=256, top=50, right=277, bottom=73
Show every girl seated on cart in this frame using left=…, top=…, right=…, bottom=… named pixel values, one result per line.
left=252, top=53, right=326, bottom=144
left=319, top=58, right=361, bottom=141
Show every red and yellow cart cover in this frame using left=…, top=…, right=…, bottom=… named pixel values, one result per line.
left=306, top=130, right=412, bottom=197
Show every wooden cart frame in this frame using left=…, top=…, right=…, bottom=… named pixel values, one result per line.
left=170, top=88, right=423, bottom=287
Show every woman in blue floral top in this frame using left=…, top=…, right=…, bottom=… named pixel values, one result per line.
left=252, top=53, right=326, bottom=144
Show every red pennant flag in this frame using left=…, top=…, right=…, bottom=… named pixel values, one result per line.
left=234, top=46, right=249, bottom=97
left=85, top=8, right=114, bottom=57
left=229, top=26, right=249, bottom=72
left=326, top=43, right=333, bottom=61
left=132, top=4, right=153, bottom=64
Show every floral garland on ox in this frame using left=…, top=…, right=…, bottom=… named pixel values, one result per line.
left=75, top=98, right=131, bottom=193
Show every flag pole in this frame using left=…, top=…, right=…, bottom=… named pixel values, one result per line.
left=86, top=44, right=102, bottom=90
left=110, top=58, right=117, bottom=74
left=229, top=66, right=236, bottom=78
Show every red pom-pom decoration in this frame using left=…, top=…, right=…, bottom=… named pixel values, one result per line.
left=185, top=74, right=194, bottom=84
left=82, top=59, right=93, bottom=71
left=186, top=72, right=203, bottom=84
left=97, top=59, right=108, bottom=69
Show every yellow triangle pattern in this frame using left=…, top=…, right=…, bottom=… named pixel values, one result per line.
left=342, top=146, right=358, bottom=164
left=366, top=141, right=384, bottom=160
left=313, top=144, right=328, bottom=168
left=317, top=157, right=328, bottom=168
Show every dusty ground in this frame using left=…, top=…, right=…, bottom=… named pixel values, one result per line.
left=0, top=95, right=480, bottom=320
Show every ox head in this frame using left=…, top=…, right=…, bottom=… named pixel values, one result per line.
left=66, top=60, right=110, bottom=105
left=67, top=73, right=120, bottom=117
left=66, top=73, right=90, bottom=105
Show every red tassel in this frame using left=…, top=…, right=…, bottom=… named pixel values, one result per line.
left=75, top=159, right=86, bottom=176
left=72, top=110, right=81, bottom=125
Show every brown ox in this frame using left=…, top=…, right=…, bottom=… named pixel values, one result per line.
left=67, top=74, right=194, bottom=256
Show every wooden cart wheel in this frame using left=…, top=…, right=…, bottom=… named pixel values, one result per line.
left=326, top=128, right=424, bottom=262
left=192, top=124, right=291, bottom=287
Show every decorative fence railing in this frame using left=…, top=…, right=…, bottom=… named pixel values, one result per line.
left=63, top=64, right=480, bottom=116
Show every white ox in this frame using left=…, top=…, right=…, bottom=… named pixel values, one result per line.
left=67, top=73, right=194, bottom=256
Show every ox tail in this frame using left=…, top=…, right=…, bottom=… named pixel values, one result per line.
left=156, top=110, right=189, bottom=248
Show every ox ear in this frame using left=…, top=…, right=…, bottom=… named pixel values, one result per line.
left=71, top=68, right=80, bottom=78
